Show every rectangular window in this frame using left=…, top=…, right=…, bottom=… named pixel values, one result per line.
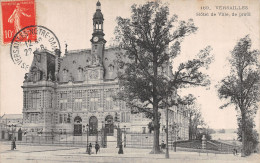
left=59, top=92, right=68, bottom=111
left=60, top=92, right=67, bottom=99
left=126, top=112, right=130, bottom=122
left=142, top=127, right=146, bottom=134
left=51, top=114, right=54, bottom=124
left=32, top=91, right=41, bottom=109
left=50, top=93, right=53, bottom=108
left=90, top=91, right=99, bottom=111
left=59, top=114, right=63, bottom=123
left=121, top=112, right=125, bottom=122
left=105, top=91, right=113, bottom=110
left=24, top=91, right=29, bottom=108
left=63, top=114, right=67, bottom=123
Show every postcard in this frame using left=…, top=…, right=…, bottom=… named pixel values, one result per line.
left=0, top=0, right=259, bottom=162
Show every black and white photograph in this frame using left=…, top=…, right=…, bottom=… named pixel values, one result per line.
left=0, top=0, right=259, bottom=162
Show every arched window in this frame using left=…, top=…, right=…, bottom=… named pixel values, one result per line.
left=108, top=64, right=114, bottom=71
left=63, top=69, right=69, bottom=82
left=89, top=116, right=98, bottom=136
left=74, top=116, right=82, bottom=136
left=78, top=67, right=83, bottom=81
left=105, top=115, right=114, bottom=136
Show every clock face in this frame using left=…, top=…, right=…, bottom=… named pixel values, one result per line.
left=93, top=36, right=99, bottom=42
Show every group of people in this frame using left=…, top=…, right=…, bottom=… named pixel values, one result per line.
left=87, top=142, right=100, bottom=155
left=86, top=141, right=124, bottom=155
left=233, top=148, right=238, bottom=156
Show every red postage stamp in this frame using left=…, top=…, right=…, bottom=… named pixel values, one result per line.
left=1, top=0, right=36, bottom=44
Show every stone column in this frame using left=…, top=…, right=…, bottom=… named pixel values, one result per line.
left=202, top=135, right=206, bottom=149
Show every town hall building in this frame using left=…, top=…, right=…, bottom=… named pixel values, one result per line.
left=22, top=1, right=189, bottom=143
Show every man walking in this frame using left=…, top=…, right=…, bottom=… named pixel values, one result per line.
left=95, top=142, right=100, bottom=154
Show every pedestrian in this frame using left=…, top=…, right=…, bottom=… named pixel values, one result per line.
left=89, top=143, right=92, bottom=154
left=12, top=137, right=16, bottom=150
left=95, top=142, right=100, bottom=154
left=118, top=141, right=123, bottom=154
left=161, top=140, right=165, bottom=150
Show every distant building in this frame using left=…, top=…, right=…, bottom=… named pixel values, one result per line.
left=21, top=1, right=189, bottom=142
left=0, top=114, right=23, bottom=140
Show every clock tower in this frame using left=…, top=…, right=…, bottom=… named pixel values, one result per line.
left=91, top=0, right=106, bottom=66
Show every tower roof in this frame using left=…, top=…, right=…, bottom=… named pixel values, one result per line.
left=93, top=0, right=103, bottom=20
left=96, top=0, right=101, bottom=7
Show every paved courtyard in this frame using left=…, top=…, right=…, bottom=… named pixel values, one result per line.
left=0, top=142, right=259, bottom=163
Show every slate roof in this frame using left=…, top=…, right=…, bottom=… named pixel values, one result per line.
left=58, top=48, right=119, bottom=82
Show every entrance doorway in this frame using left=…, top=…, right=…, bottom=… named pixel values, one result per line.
left=89, top=116, right=98, bottom=136
left=18, top=128, right=22, bottom=141
left=74, top=116, right=82, bottom=136
left=105, top=115, right=114, bottom=136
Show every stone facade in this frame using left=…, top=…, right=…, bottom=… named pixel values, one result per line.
left=21, top=1, right=189, bottom=141
left=0, top=114, right=23, bottom=140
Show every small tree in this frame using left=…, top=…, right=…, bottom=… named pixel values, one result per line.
left=218, top=35, right=260, bottom=156
left=115, top=1, right=213, bottom=153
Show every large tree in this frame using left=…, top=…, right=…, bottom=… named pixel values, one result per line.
left=218, top=35, right=260, bottom=156
left=115, top=1, right=213, bottom=153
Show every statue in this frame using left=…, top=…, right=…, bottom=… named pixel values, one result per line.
left=48, top=71, right=52, bottom=81
left=92, top=55, right=101, bottom=66
left=24, top=73, right=29, bottom=82
left=42, top=72, right=47, bottom=81
left=69, top=73, right=74, bottom=82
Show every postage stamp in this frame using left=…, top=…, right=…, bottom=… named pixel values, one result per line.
left=1, top=0, right=36, bottom=44
left=10, top=25, right=61, bottom=71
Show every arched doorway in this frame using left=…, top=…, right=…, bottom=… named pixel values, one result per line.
left=105, top=115, right=114, bottom=136
left=74, top=116, right=82, bottom=136
left=18, top=128, right=22, bottom=141
left=1, top=131, right=5, bottom=139
left=89, top=116, right=98, bottom=136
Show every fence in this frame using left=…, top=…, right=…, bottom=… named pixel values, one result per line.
left=0, top=130, right=242, bottom=153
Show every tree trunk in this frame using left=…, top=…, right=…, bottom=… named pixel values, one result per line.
left=151, top=104, right=161, bottom=154
left=241, top=112, right=246, bottom=157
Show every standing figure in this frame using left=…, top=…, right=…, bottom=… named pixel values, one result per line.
left=95, top=142, right=100, bottom=154
left=89, top=143, right=92, bottom=154
left=161, top=140, right=165, bottom=150
left=8, top=3, right=31, bottom=33
left=118, top=141, right=124, bottom=154
left=11, top=137, right=16, bottom=150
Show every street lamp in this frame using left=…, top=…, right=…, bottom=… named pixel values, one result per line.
left=86, top=124, right=89, bottom=154
left=124, top=125, right=126, bottom=147
left=164, top=74, right=171, bottom=159
left=165, top=96, right=169, bottom=159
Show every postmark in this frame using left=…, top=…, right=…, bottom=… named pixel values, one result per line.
left=1, top=0, right=36, bottom=44
left=10, top=25, right=61, bottom=71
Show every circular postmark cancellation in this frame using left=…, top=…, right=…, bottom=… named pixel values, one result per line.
left=10, top=25, right=61, bottom=71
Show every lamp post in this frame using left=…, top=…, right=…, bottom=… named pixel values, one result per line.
left=165, top=95, right=169, bottom=159
left=124, top=125, right=126, bottom=147
left=86, top=124, right=89, bottom=154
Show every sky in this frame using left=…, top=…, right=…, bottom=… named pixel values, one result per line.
left=0, top=0, right=259, bottom=130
